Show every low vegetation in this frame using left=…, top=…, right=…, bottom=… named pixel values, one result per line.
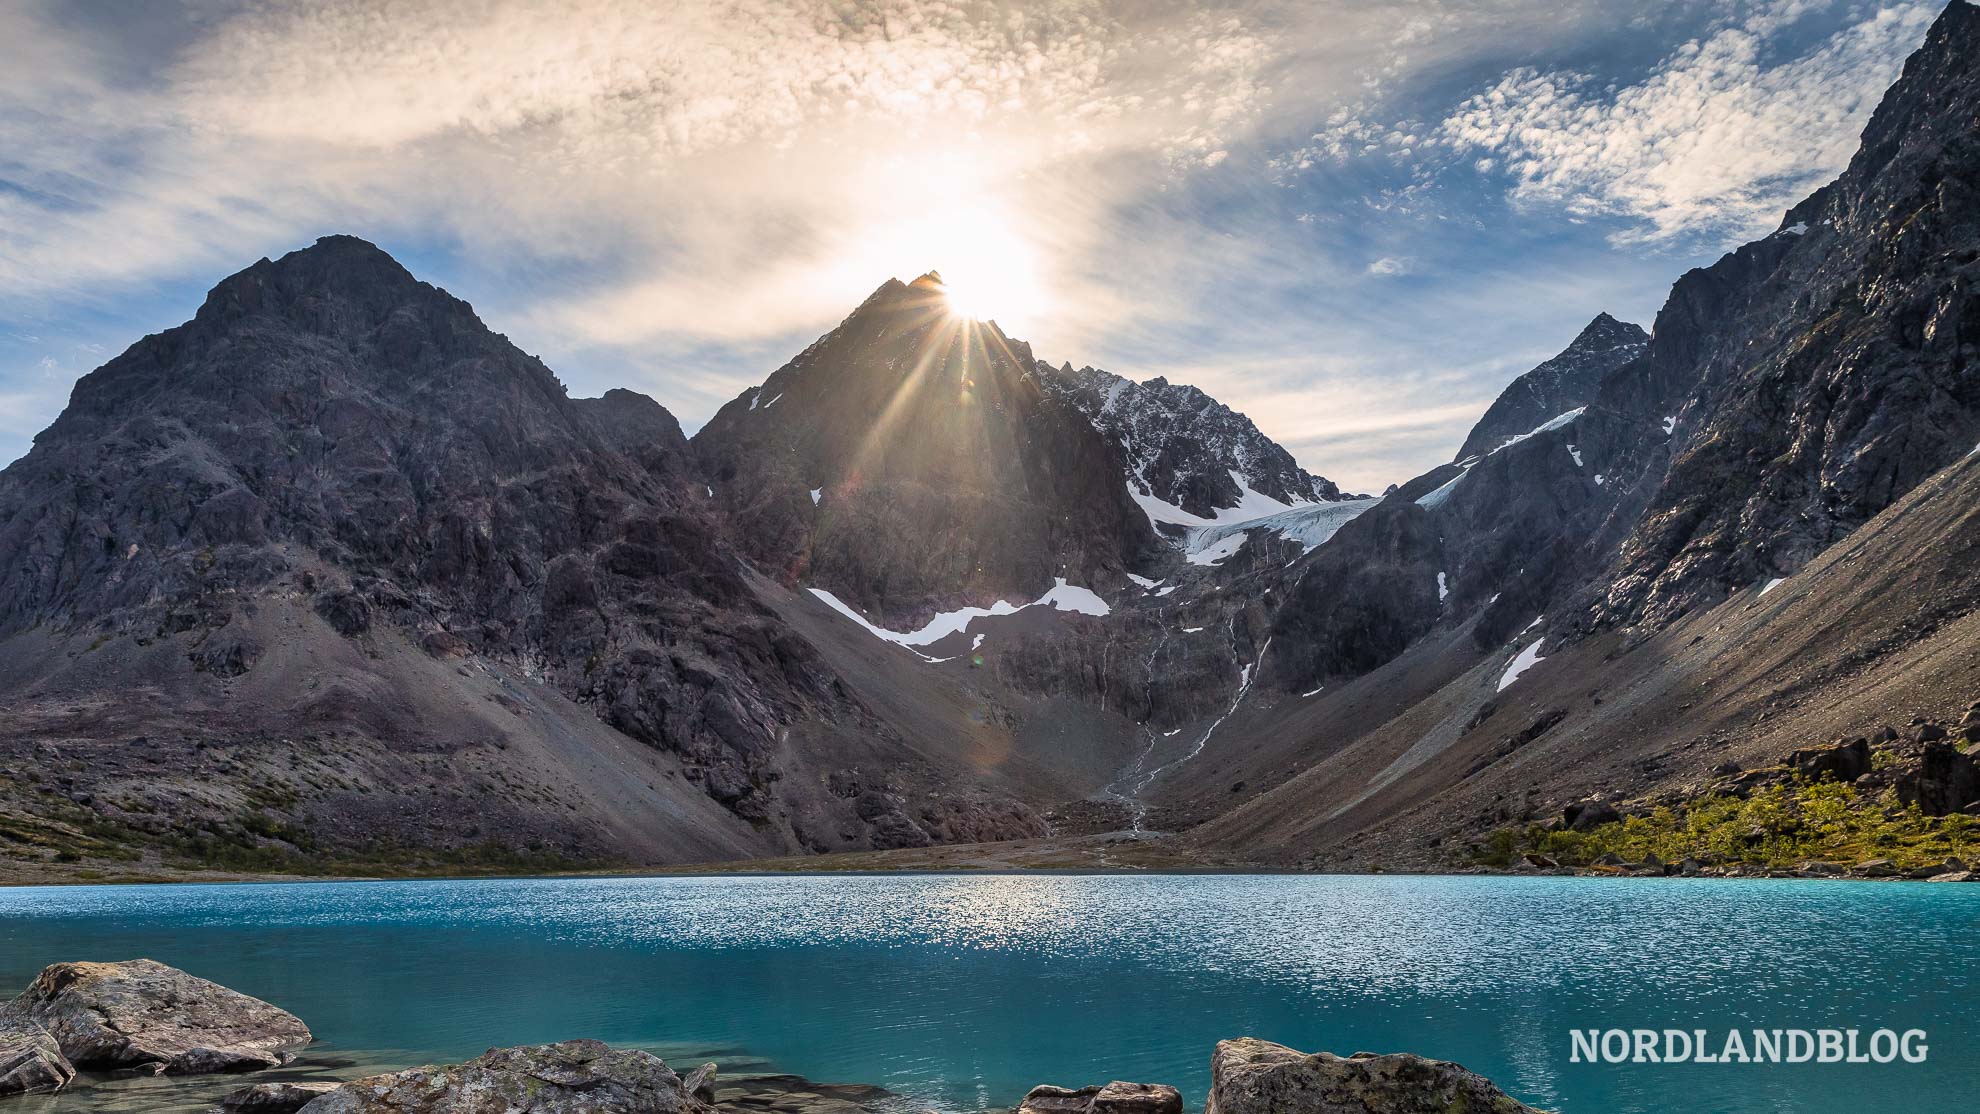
left=1478, top=777, right=1975, bottom=872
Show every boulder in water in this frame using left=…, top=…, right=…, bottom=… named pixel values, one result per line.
left=222, top=1081, right=343, bottom=1112
left=297, top=1039, right=711, bottom=1113
left=1017, top=1081, right=1183, bottom=1114
left=1204, top=1038, right=1543, bottom=1114
left=15, top=960, right=310, bottom=1076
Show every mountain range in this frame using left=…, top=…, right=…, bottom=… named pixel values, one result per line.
left=2, top=1, right=1977, bottom=880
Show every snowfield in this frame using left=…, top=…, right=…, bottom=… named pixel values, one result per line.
left=808, top=576, right=1110, bottom=657
left=1498, top=638, right=1547, bottom=691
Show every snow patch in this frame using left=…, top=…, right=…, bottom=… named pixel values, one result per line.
left=1416, top=467, right=1470, bottom=509
left=1190, top=497, right=1378, bottom=562
left=807, top=576, right=1109, bottom=657
left=1188, top=532, right=1248, bottom=566
left=1662, top=415, right=1677, bottom=435
left=1437, top=572, right=1449, bottom=601
left=1760, top=577, right=1786, bottom=596
left=1126, top=573, right=1161, bottom=589
left=705, top=485, right=713, bottom=497
left=1183, top=626, right=1205, bottom=633
left=1155, top=585, right=1178, bottom=597
left=761, top=392, right=783, bottom=409
left=809, top=488, right=822, bottom=505
left=1497, top=639, right=1546, bottom=692
left=1593, top=474, right=1605, bottom=487
left=1567, top=445, right=1583, bottom=468
left=1129, top=473, right=1296, bottom=533
left=1488, top=407, right=1586, bottom=455
left=1035, top=578, right=1111, bottom=617
left=1780, top=222, right=1808, bottom=236
left=1302, top=687, right=1323, bottom=698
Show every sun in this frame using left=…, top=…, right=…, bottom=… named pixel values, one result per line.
left=935, top=271, right=1006, bottom=323
left=830, top=195, right=1048, bottom=335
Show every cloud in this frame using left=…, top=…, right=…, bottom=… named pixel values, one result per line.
left=0, top=0, right=1945, bottom=488
left=1438, top=1, right=1938, bottom=243
left=1276, top=1, right=1940, bottom=246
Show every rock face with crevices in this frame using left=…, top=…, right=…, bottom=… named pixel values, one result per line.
left=0, top=1003, right=74, bottom=1096
left=1204, top=1038, right=1543, bottom=1114
left=15, top=959, right=310, bottom=1076
left=298, top=1040, right=710, bottom=1113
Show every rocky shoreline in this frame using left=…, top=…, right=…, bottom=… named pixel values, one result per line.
left=0, top=960, right=1549, bottom=1113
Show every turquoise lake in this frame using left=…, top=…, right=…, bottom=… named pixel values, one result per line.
left=1, top=873, right=1975, bottom=1113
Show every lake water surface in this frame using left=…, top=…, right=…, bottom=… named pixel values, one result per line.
left=1, top=873, right=1974, bottom=1113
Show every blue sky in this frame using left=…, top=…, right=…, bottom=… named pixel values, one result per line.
left=0, top=0, right=1946, bottom=491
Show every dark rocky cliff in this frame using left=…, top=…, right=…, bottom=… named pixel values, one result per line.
left=1454, top=313, right=1648, bottom=463
left=692, top=275, right=1162, bottom=625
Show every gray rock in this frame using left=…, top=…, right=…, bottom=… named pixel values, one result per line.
left=223, top=1081, right=343, bottom=1112
left=1018, top=1081, right=1183, bottom=1114
left=1927, top=871, right=1976, bottom=883
left=0, top=1003, right=74, bottom=1096
left=682, top=1062, right=717, bottom=1104
left=16, top=959, right=310, bottom=1076
left=1204, top=1038, right=1543, bottom=1114
left=298, top=1040, right=710, bottom=1113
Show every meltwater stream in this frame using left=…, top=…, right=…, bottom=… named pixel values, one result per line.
left=2, top=874, right=1975, bottom=1114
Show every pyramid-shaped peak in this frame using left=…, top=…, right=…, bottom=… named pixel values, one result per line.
left=1572, top=312, right=1649, bottom=348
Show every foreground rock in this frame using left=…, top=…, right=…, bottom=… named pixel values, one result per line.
left=0, top=1004, right=73, bottom=1096
left=1017, top=1081, right=1184, bottom=1114
left=713, top=1073, right=897, bottom=1114
left=1205, top=1038, right=1542, bottom=1114
left=298, top=1040, right=712, bottom=1113
left=223, top=1081, right=342, bottom=1112
left=14, top=960, right=309, bottom=1076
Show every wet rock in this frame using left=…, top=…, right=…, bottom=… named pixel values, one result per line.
left=1018, top=1081, right=1183, bottom=1114
left=222, top=1081, right=342, bottom=1112
left=16, top=959, right=309, bottom=1076
left=710, top=1073, right=896, bottom=1114
left=1204, top=1038, right=1542, bottom=1114
left=298, top=1040, right=708, bottom=1113
left=0, top=1004, right=74, bottom=1096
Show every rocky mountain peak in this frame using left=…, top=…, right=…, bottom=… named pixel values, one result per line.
left=1454, top=311, right=1648, bottom=461
left=692, top=278, right=1156, bottom=622
left=1039, top=362, right=1347, bottom=522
